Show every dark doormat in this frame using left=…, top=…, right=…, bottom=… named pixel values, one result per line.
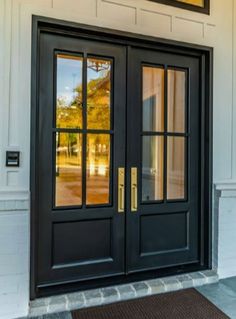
left=72, top=288, right=229, bottom=319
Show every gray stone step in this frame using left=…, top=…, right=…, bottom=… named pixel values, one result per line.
left=29, top=270, right=218, bottom=317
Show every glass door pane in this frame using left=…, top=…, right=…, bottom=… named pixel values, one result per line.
left=142, top=66, right=164, bottom=132
left=177, top=0, right=204, bottom=8
left=86, top=134, right=111, bottom=205
left=142, top=136, right=164, bottom=201
left=167, top=137, right=186, bottom=200
left=142, top=66, right=164, bottom=202
left=87, top=58, right=112, bottom=130
left=55, top=133, right=82, bottom=207
left=56, top=54, right=83, bottom=129
left=86, top=57, right=112, bottom=205
left=167, top=68, right=187, bottom=201
left=168, top=69, right=186, bottom=133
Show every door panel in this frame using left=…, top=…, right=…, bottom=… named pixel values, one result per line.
left=37, top=33, right=126, bottom=286
left=126, top=48, right=200, bottom=272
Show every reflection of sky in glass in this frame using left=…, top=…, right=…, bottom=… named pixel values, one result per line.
left=57, top=56, right=107, bottom=106
left=57, top=56, right=82, bottom=106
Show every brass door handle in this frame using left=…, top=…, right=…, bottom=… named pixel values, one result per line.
left=118, top=168, right=125, bottom=213
left=131, top=167, right=138, bottom=212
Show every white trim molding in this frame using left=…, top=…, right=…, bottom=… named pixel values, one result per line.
left=0, top=190, right=29, bottom=201
left=215, top=180, right=236, bottom=197
left=0, top=191, right=29, bottom=211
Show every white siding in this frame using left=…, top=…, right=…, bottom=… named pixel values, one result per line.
left=0, top=0, right=235, bottom=317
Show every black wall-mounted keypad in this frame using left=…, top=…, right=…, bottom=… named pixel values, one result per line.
left=6, top=151, right=20, bottom=167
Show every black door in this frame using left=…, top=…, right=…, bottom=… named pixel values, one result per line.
left=37, top=33, right=126, bottom=286
left=126, top=48, right=200, bottom=273
left=34, top=31, right=205, bottom=294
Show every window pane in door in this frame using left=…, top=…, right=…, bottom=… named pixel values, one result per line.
left=86, top=134, right=111, bottom=205
left=87, top=58, right=111, bottom=130
left=142, top=136, right=164, bottom=201
left=167, top=137, right=185, bottom=200
left=142, top=66, right=164, bottom=132
left=177, top=0, right=204, bottom=7
left=168, top=69, right=186, bottom=133
left=55, top=133, right=82, bottom=207
left=56, top=54, right=83, bottom=129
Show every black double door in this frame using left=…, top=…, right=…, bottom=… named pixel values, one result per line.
left=35, top=32, right=201, bottom=293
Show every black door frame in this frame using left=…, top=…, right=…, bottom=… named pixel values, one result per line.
left=31, top=15, right=213, bottom=299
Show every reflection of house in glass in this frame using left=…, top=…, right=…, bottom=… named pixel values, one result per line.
left=55, top=56, right=111, bottom=207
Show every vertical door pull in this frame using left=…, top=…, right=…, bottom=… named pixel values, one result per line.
left=118, top=168, right=125, bottom=213
left=131, top=167, right=138, bottom=212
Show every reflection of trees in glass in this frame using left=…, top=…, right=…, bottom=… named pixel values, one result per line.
left=56, top=90, right=83, bottom=129
left=56, top=66, right=110, bottom=131
left=87, top=59, right=111, bottom=130
left=87, top=71, right=110, bottom=130
left=57, top=133, right=81, bottom=166
left=86, top=68, right=111, bottom=152
left=87, top=134, right=110, bottom=178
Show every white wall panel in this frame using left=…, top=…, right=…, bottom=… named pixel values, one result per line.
left=20, top=0, right=52, bottom=5
left=139, top=9, right=172, bottom=33
left=204, top=23, right=217, bottom=41
left=99, top=0, right=136, bottom=25
left=53, top=0, right=97, bottom=17
left=213, top=1, right=233, bottom=181
left=0, top=0, right=12, bottom=191
left=173, top=17, right=204, bottom=39
left=6, top=171, right=18, bottom=187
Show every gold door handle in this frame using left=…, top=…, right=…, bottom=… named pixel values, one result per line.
left=118, top=168, right=125, bottom=213
left=131, top=167, right=138, bottom=212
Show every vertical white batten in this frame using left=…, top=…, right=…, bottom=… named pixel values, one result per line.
left=232, top=0, right=236, bottom=178
left=0, top=0, right=5, bottom=174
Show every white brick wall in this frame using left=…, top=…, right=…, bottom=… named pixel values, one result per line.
left=0, top=0, right=236, bottom=318
left=217, top=196, right=236, bottom=278
left=0, top=205, right=29, bottom=319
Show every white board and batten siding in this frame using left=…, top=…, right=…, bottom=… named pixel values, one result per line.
left=0, top=0, right=236, bottom=318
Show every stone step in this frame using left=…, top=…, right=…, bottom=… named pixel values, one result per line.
left=29, top=270, right=218, bottom=317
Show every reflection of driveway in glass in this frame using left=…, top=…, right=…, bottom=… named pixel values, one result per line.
left=56, top=167, right=109, bottom=207
left=56, top=167, right=82, bottom=207
left=87, top=173, right=110, bottom=205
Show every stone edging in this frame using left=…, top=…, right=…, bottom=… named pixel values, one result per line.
left=29, top=270, right=218, bottom=317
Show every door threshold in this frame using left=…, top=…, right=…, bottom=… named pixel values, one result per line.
left=29, top=270, right=218, bottom=317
